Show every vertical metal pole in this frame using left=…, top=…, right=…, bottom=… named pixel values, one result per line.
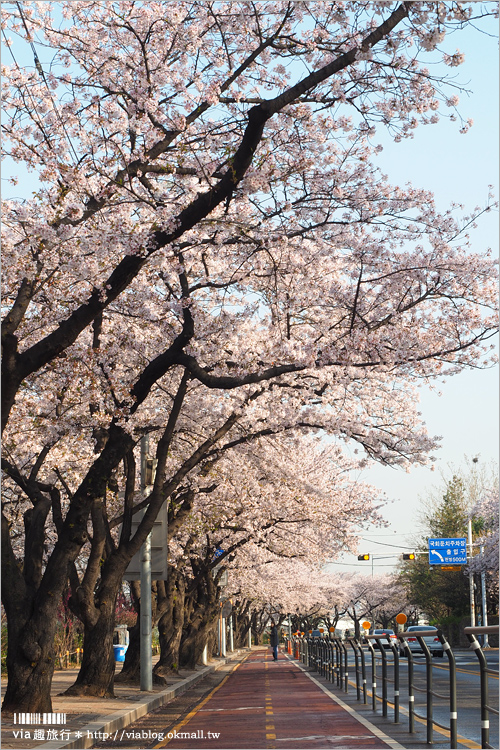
left=441, top=634, right=457, bottom=750
left=229, top=615, right=234, bottom=651
left=328, top=641, right=334, bottom=682
left=480, top=546, right=489, bottom=648
left=468, top=519, right=476, bottom=628
left=350, top=640, right=361, bottom=700
left=465, top=632, right=490, bottom=749
left=417, top=636, right=433, bottom=745
left=379, top=640, right=388, bottom=717
left=248, top=623, right=252, bottom=649
left=221, top=616, right=226, bottom=657
left=359, top=640, right=368, bottom=704
left=341, top=640, right=349, bottom=692
left=140, top=436, right=152, bottom=692
left=389, top=641, right=400, bottom=723
left=366, top=640, right=377, bottom=711
left=335, top=639, right=340, bottom=685
left=406, top=644, right=415, bottom=734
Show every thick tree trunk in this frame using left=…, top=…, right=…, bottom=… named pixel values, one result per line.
left=2, top=427, right=135, bottom=710
left=179, top=570, right=220, bottom=670
left=115, top=579, right=141, bottom=683
left=179, top=616, right=218, bottom=670
left=2, top=618, right=56, bottom=713
left=64, top=600, right=116, bottom=697
left=233, top=601, right=251, bottom=648
left=235, top=617, right=251, bottom=649
left=153, top=574, right=186, bottom=684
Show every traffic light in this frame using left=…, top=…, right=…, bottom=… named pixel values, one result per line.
left=402, top=553, right=416, bottom=560
left=357, top=554, right=370, bottom=561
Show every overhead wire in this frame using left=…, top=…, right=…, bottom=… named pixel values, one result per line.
left=361, top=537, right=415, bottom=550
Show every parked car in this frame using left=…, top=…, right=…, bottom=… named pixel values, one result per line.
left=401, top=625, right=444, bottom=658
left=372, top=628, right=398, bottom=649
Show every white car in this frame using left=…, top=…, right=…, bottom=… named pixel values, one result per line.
left=401, top=625, right=444, bottom=658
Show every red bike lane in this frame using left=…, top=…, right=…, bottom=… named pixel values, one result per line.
left=154, top=650, right=403, bottom=749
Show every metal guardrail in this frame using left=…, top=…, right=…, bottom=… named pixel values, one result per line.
left=398, top=628, right=457, bottom=747
left=288, top=625, right=498, bottom=750
left=365, top=634, right=401, bottom=721
left=464, top=626, right=500, bottom=749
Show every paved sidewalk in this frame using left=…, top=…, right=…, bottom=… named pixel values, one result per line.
left=1, top=650, right=250, bottom=750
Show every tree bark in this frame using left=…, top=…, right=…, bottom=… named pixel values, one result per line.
left=2, top=509, right=68, bottom=713
left=2, top=616, right=56, bottom=713
left=153, top=572, right=186, bottom=683
left=233, top=600, right=251, bottom=648
left=64, top=597, right=116, bottom=697
left=179, top=616, right=218, bottom=670
left=179, top=568, right=220, bottom=670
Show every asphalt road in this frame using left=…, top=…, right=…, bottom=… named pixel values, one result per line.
left=348, top=647, right=499, bottom=749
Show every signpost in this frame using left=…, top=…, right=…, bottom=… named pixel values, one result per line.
left=428, top=535, right=480, bottom=636
left=428, top=537, right=467, bottom=565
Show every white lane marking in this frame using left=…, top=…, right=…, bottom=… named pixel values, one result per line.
left=275, top=735, right=380, bottom=743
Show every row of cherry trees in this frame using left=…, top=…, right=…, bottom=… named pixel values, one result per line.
left=2, top=1, right=498, bottom=711
left=95, top=435, right=384, bottom=691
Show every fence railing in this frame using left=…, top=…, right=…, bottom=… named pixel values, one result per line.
left=286, top=624, right=498, bottom=750
left=55, top=648, right=82, bottom=669
left=464, top=626, right=499, bottom=750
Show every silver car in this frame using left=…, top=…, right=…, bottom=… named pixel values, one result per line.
left=401, top=625, right=444, bottom=658
left=372, top=628, right=398, bottom=649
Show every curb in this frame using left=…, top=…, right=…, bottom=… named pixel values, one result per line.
left=38, top=652, right=248, bottom=750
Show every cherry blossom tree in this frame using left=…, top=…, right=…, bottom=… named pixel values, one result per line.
left=1, top=1, right=498, bottom=712
left=341, top=573, right=414, bottom=638
left=150, top=436, right=381, bottom=679
left=356, top=573, right=413, bottom=628
left=468, top=489, right=499, bottom=600
left=111, top=436, right=380, bottom=681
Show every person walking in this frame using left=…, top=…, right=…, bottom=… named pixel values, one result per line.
left=270, top=619, right=279, bottom=661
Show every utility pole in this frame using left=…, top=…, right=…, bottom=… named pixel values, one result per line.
left=480, top=545, right=489, bottom=647
left=140, top=435, right=153, bottom=691
left=468, top=518, right=476, bottom=629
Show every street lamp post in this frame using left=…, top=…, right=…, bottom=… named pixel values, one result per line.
left=468, top=518, right=476, bottom=629
left=480, top=545, right=489, bottom=648
left=140, top=436, right=153, bottom=692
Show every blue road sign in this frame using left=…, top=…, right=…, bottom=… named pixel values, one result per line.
left=428, top=537, right=467, bottom=565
